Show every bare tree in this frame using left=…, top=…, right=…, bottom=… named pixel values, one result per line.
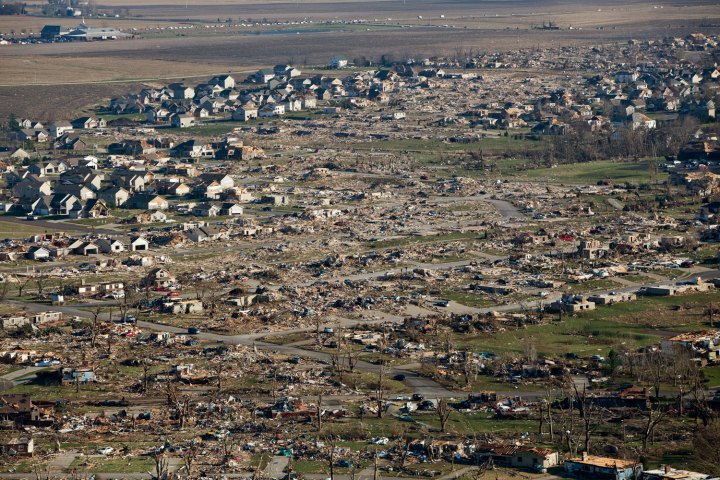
left=637, top=350, right=667, bottom=399
left=568, top=378, right=607, bottom=454
left=314, top=316, right=323, bottom=345
left=316, top=392, right=323, bottom=432
left=436, top=398, right=452, bottom=433
left=205, top=280, right=222, bottom=315
left=693, top=422, right=720, bottom=475
left=119, top=282, right=138, bottom=321
left=89, top=306, right=103, bottom=348
left=325, top=436, right=337, bottom=480
left=0, top=281, right=10, bottom=302
left=151, top=451, right=170, bottom=480
left=142, top=359, right=152, bottom=393
left=182, top=443, right=199, bottom=478
left=221, top=434, right=236, bottom=465
left=215, top=362, right=225, bottom=393
left=34, top=270, right=47, bottom=297
left=641, top=402, right=669, bottom=451
left=16, top=277, right=32, bottom=298
left=375, top=362, right=387, bottom=419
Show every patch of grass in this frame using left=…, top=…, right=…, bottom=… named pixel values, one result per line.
left=517, top=160, right=667, bottom=184
left=455, top=291, right=720, bottom=358
left=68, top=456, right=156, bottom=473
left=367, top=231, right=480, bottom=249
left=0, top=220, right=57, bottom=239
left=0, top=460, right=37, bottom=473
left=442, top=291, right=494, bottom=308
left=702, top=365, right=720, bottom=388
left=293, top=460, right=328, bottom=474
left=351, top=136, right=546, bottom=155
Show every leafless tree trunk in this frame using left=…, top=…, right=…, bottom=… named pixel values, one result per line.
left=437, top=398, right=452, bottom=433
left=641, top=403, right=668, bottom=451
left=0, top=281, right=10, bottom=302
left=152, top=451, right=170, bottom=480
left=142, top=360, right=151, bottom=393
left=215, top=362, right=225, bottom=393
left=17, top=277, right=32, bottom=298
left=376, top=363, right=387, bottom=419
left=89, top=307, right=103, bottom=348
left=35, top=270, right=47, bottom=297
left=316, top=392, right=323, bottom=432
left=182, top=443, right=198, bottom=478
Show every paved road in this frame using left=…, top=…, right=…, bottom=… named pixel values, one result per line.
left=0, top=366, right=44, bottom=382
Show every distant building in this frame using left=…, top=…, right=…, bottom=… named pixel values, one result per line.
left=62, top=21, right=132, bottom=41
left=330, top=55, right=348, bottom=69
left=40, top=25, right=64, bottom=39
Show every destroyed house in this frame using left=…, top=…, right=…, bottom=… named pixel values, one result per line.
left=661, top=331, right=720, bottom=363
left=471, top=445, right=559, bottom=472
left=60, top=367, right=97, bottom=385
left=565, top=453, right=643, bottom=480
left=0, top=437, right=34, bottom=456
left=0, top=395, right=40, bottom=427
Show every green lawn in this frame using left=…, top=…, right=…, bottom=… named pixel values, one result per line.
left=0, top=220, right=56, bottom=239
left=367, top=231, right=481, bottom=249
left=455, top=291, right=719, bottom=358
left=351, top=136, right=546, bottom=155
left=516, top=159, right=667, bottom=184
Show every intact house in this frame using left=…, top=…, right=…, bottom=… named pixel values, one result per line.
left=26, top=246, right=51, bottom=261
left=220, top=203, right=243, bottom=215
left=232, top=104, right=259, bottom=121
left=209, top=74, right=236, bottom=89
left=28, top=161, right=66, bottom=176
left=12, top=175, right=53, bottom=200
left=191, top=203, right=220, bottom=217
left=171, top=114, right=195, bottom=128
left=259, top=104, right=286, bottom=117
left=98, top=186, right=130, bottom=207
left=68, top=240, right=99, bottom=256
left=128, top=236, right=149, bottom=251
left=71, top=116, right=106, bottom=129
left=48, top=121, right=73, bottom=138
left=97, top=238, right=126, bottom=254
left=128, top=194, right=169, bottom=210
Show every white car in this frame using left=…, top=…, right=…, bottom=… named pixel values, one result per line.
left=97, top=447, right=114, bottom=455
